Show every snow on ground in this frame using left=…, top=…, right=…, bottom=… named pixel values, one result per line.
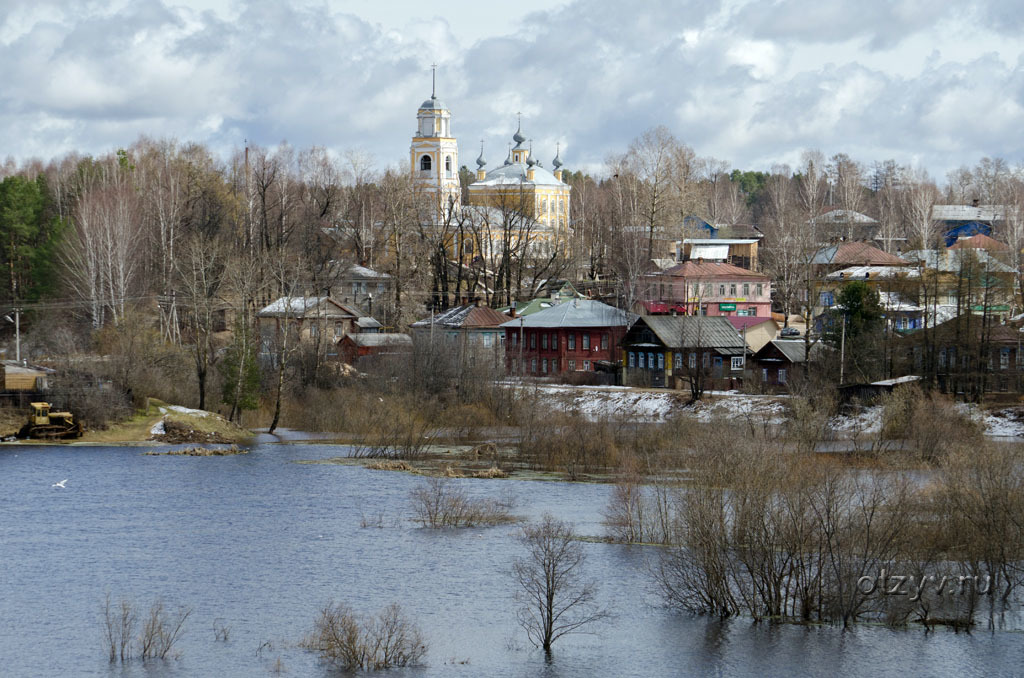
left=526, top=384, right=1024, bottom=436
left=534, top=384, right=787, bottom=423
left=955, top=403, right=1024, bottom=438
left=166, top=405, right=210, bottom=418
left=149, top=420, right=165, bottom=435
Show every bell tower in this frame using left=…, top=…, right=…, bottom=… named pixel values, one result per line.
left=410, top=65, right=460, bottom=222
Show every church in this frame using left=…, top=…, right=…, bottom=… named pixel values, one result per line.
left=409, top=75, right=571, bottom=257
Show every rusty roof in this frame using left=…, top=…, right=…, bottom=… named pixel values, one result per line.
left=656, top=260, right=769, bottom=280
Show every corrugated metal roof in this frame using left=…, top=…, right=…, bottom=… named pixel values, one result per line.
left=631, top=316, right=746, bottom=350
left=770, top=339, right=807, bottom=363
left=931, top=205, right=1007, bottom=222
left=499, top=299, right=633, bottom=329
left=411, top=304, right=508, bottom=329
left=811, top=242, right=908, bottom=266
left=657, top=260, right=769, bottom=279
left=813, top=209, right=878, bottom=224
left=258, top=297, right=361, bottom=319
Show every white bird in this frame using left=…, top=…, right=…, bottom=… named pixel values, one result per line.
left=378, top=397, right=384, bottom=402
left=52, top=479, right=68, bottom=489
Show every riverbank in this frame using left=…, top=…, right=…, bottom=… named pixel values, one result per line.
left=0, top=399, right=253, bottom=445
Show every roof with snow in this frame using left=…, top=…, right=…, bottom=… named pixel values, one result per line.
left=470, top=160, right=565, bottom=188
left=411, top=303, right=508, bottom=329
left=258, top=297, right=361, bottom=318
left=931, top=205, right=1007, bottom=222
left=345, top=265, right=391, bottom=279
left=825, top=265, right=920, bottom=281
left=500, top=299, right=633, bottom=329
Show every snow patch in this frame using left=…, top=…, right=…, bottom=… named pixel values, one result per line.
left=166, top=405, right=210, bottom=418
left=149, top=419, right=166, bottom=435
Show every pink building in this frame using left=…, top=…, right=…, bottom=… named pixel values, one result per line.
left=641, top=260, right=772, bottom=318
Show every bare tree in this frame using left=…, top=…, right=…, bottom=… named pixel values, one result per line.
left=513, top=514, right=608, bottom=654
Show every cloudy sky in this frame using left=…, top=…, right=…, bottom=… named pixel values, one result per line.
left=2, top=0, right=1024, bottom=180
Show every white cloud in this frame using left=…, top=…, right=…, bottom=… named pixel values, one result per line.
left=1, top=0, right=1024, bottom=180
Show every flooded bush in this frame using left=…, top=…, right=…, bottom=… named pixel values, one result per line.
left=304, top=602, right=427, bottom=671
left=102, top=594, right=191, bottom=662
left=654, top=435, right=1024, bottom=628
left=409, top=477, right=517, bottom=527
left=879, top=386, right=982, bottom=462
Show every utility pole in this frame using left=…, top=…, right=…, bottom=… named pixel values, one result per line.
left=839, top=314, right=846, bottom=384
left=519, top=315, right=525, bottom=378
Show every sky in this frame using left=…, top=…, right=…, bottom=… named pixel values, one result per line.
left=2, top=0, right=1024, bottom=181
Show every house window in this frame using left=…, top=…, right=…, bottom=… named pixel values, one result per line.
left=542, top=358, right=548, bottom=373
left=334, top=322, right=344, bottom=337
left=420, top=155, right=432, bottom=171
left=569, top=359, right=576, bottom=371
left=568, top=334, right=575, bottom=350
left=639, top=352, right=645, bottom=368
left=779, top=368, right=787, bottom=384
left=512, top=332, right=518, bottom=346
left=530, top=333, right=537, bottom=349
left=583, top=360, right=591, bottom=370
left=731, top=356, right=744, bottom=370
left=542, top=334, right=548, bottom=350
left=704, top=283, right=712, bottom=296
left=658, top=353, right=665, bottom=369
left=719, top=284, right=725, bottom=296
left=551, top=333, right=558, bottom=349
left=675, top=352, right=682, bottom=368
left=531, top=358, right=537, bottom=373
left=601, top=334, right=608, bottom=350
left=749, top=307, right=756, bottom=315
left=938, top=349, right=946, bottom=367
left=352, top=282, right=359, bottom=296
left=742, top=283, right=750, bottom=296
left=484, top=333, right=493, bottom=347
left=648, top=353, right=655, bottom=369
left=756, top=283, right=763, bottom=297
left=729, top=283, right=737, bottom=296
left=762, top=368, right=768, bottom=382
left=703, top=352, right=709, bottom=368
left=689, top=352, right=696, bottom=369
left=583, top=334, right=591, bottom=350
left=1001, top=348, right=1010, bottom=370
left=628, top=352, right=635, bottom=368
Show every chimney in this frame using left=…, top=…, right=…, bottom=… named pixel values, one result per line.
left=510, top=305, right=517, bottom=318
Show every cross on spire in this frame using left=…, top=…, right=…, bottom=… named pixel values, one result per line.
left=431, top=63, right=437, bottom=99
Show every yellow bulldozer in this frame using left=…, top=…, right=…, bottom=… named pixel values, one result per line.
left=19, top=402, right=84, bottom=439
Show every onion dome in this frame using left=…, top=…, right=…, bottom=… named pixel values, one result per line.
left=552, top=143, right=563, bottom=169
left=476, top=142, right=487, bottom=169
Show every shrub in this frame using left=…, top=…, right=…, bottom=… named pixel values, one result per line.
left=409, top=477, right=517, bottom=527
left=304, top=602, right=427, bottom=671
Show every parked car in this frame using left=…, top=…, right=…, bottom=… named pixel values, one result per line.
left=780, top=327, right=801, bottom=338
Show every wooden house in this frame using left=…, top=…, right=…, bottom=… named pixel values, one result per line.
left=620, top=316, right=747, bottom=389
left=750, top=340, right=806, bottom=391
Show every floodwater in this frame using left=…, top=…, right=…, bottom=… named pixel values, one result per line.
left=2, top=441, right=1023, bottom=677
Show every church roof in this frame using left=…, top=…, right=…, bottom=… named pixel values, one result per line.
left=419, top=97, right=446, bottom=111
left=471, top=161, right=565, bottom=188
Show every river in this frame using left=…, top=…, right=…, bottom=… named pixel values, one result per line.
left=1, top=440, right=1022, bottom=677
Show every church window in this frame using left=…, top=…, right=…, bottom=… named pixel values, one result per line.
left=445, top=156, right=452, bottom=173
left=420, top=155, right=432, bottom=171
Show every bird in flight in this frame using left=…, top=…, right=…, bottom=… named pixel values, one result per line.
left=52, top=479, right=68, bottom=488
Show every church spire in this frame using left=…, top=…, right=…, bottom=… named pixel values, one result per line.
left=431, top=63, right=437, bottom=99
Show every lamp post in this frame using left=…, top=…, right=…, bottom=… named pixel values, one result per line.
left=4, top=308, right=19, bottom=363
